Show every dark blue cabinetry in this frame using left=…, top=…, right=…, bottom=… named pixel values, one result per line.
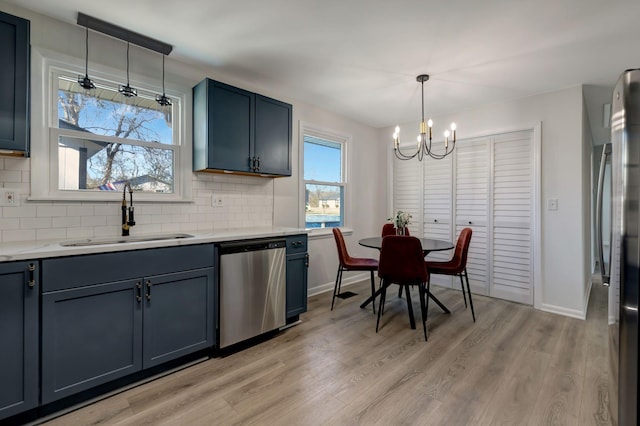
left=0, top=11, right=29, bottom=155
left=193, top=78, right=292, bottom=176
left=0, top=261, right=38, bottom=420
left=41, top=245, right=215, bottom=404
left=285, top=235, right=308, bottom=320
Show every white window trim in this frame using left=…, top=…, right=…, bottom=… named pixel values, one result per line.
left=298, top=121, right=350, bottom=237
left=30, top=47, right=192, bottom=202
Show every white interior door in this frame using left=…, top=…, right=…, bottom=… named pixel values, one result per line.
left=491, top=130, right=534, bottom=304
left=392, top=153, right=422, bottom=236
left=455, top=137, right=490, bottom=295
left=423, top=142, right=454, bottom=287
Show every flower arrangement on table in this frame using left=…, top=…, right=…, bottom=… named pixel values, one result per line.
left=389, top=210, right=412, bottom=235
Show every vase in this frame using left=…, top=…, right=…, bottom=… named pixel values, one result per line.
left=396, top=226, right=406, bottom=236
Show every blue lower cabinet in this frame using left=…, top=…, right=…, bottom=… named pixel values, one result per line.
left=40, top=245, right=215, bottom=404
left=285, top=235, right=308, bottom=320
left=41, top=280, right=143, bottom=404
left=0, top=261, right=38, bottom=420
left=142, top=268, right=215, bottom=368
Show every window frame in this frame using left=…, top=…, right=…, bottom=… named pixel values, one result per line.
left=30, top=47, right=192, bottom=202
left=299, top=121, right=350, bottom=234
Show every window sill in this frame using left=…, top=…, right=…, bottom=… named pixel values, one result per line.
left=307, top=227, right=352, bottom=240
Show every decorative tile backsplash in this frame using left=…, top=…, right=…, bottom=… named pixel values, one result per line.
left=0, top=157, right=274, bottom=243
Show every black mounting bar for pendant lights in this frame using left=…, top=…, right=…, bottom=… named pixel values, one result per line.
left=77, top=13, right=172, bottom=55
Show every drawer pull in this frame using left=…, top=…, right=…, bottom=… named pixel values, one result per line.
left=136, top=282, right=142, bottom=303
left=146, top=280, right=152, bottom=301
left=305, top=253, right=309, bottom=267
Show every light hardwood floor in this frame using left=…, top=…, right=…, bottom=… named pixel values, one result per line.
left=43, top=281, right=612, bottom=426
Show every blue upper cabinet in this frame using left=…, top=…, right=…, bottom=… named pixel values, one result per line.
left=193, top=78, right=292, bottom=176
left=0, top=11, right=29, bottom=156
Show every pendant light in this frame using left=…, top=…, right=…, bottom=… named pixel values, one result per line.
left=155, top=55, right=172, bottom=107
left=118, top=42, right=137, bottom=98
left=393, top=74, right=457, bottom=161
left=77, top=27, right=96, bottom=91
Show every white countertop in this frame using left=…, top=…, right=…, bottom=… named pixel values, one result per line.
left=0, top=227, right=307, bottom=262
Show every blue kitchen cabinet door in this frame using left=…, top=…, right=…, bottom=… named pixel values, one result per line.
left=254, top=95, right=292, bottom=176
left=0, top=11, right=29, bottom=155
left=0, top=261, right=38, bottom=420
left=286, top=235, right=308, bottom=320
left=41, top=279, right=143, bottom=404
left=142, top=268, right=215, bottom=368
left=194, top=79, right=254, bottom=172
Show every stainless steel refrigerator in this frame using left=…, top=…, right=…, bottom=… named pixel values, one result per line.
left=595, top=68, right=640, bottom=425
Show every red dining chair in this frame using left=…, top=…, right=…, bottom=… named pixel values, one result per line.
left=425, top=228, right=475, bottom=322
left=381, top=223, right=410, bottom=237
left=331, top=228, right=379, bottom=312
left=377, top=236, right=430, bottom=341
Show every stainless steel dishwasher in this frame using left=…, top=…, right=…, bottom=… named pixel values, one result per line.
left=218, top=239, right=287, bottom=348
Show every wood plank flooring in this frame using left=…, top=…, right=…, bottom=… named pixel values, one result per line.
left=42, top=281, right=612, bottom=425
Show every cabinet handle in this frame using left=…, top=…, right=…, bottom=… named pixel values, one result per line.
left=434, top=219, right=438, bottom=223
left=468, top=221, right=473, bottom=225
left=136, top=282, right=142, bottom=303
left=250, top=156, right=256, bottom=171
left=256, top=157, right=261, bottom=171
left=27, top=263, right=36, bottom=288
left=146, top=280, right=152, bottom=301
left=305, top=253, right=309, bottom=268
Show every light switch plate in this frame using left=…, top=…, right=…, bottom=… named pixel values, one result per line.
left=547, top=198, right=558, bottom=211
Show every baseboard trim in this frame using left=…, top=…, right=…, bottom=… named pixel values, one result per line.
left=308, top=272, right=370, bottom=297
left=539, top=303, right=586, bottom=320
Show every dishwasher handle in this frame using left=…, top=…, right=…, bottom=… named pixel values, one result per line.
left=218, top=238, right=286, bottom=255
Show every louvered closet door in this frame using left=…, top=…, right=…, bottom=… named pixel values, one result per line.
left=423, top=143, right=454, bottom=287
left=393, top=153, right=422, bottom=236
left=455, top=138, right=490, bottom=295
left=491, top=131, right=534, bottom=304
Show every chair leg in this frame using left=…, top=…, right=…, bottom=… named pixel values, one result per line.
left=418, top=281, right=428, bottom=341
left=404, top=284, right=416, bottom=329
left=376, top=281, right=388, bottom=333
left=464, top=268, right=476, bottom=322
left=425, top=277, right=431, bottom=326
left=398, top=285, right=403, bottom=298
left=331, top=266, right=343, bottom=310
left=459, top=274, right=468, bottom=308
left=370, top=270, right=376, bottom=314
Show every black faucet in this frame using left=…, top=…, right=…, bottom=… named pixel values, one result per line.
left=121, top=183, right=135, bottom=236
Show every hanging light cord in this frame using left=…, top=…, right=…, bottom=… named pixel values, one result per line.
left=162, top=55, right=166, bottom=94
left=84, top=27, right=90, bottom=75
left=125, top=42, right=131, bottom=85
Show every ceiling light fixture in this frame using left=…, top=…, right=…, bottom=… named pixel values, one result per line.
left=155, top=55, right=172, bottom=107
left=118, top=42, right=137, bottom=98
left=77, top=27, right=96, bottom=90
left=393, top=74, right=457, bottom=161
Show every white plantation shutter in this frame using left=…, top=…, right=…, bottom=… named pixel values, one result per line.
left=423, top=143, right=454, bottom=286
left=491, top=131, right=534, bottom=304
left=455, top=138, right=490, bottom=295
left=393, top=153, right=422, bottom=236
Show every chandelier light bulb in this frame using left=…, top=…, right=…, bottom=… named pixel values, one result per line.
left=427, top=119, right=433, bottom=128
left=450, top=122, right=456, bottom=131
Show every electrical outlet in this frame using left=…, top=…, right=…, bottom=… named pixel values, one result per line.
left=211, top=193, right=223, bottom=207
left=0, top=189, right=18, bottom=206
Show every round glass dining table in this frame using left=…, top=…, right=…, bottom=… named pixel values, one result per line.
left=358, top=236, right=454, bottom=315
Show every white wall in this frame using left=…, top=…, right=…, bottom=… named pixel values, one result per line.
left=381, top=86, right=590, bottom=319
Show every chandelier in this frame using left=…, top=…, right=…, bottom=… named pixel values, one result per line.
left=393, top=74, right=457, bottom=161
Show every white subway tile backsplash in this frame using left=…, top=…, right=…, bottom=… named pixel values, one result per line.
left=0, top=164, right=275, bottom=243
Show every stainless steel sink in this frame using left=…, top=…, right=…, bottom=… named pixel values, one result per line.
left=60, top=233, right=194, bottom=247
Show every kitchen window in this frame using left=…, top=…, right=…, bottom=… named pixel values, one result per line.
left=30, top=48, right=191, bottom=202
left=300, top=123, right=348, bottom=229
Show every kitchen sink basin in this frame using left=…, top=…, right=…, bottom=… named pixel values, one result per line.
left=60, top=233, right=194, bottom=247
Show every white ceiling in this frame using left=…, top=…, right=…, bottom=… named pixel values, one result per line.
left=7, top=0, right=640, bottom=129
